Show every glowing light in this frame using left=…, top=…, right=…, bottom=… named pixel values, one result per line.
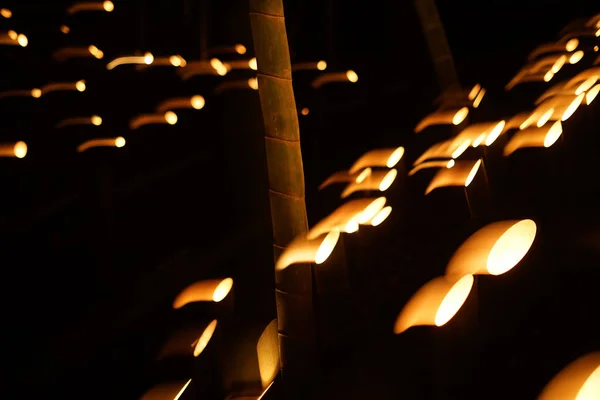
left=452, top=107, right=469, bottom=125
left=173, top=278, right=234, bottom=308
left=569, top=50, right=584, bottom=64
left=190, top=95, right=205, bottom=110
left=193, top=320, right=217, bottom=356
left=276, top=232, right=340, bottom=270
left=77, top=137, right=125, bottom=152
left=75, top=80, right=86, bottom=92
left=538, top=352, right=600, bottom=400
left=473, top=88, right=486, bottom=108
left=249, top=57, right=257, bottom=70
left=451, top=139, right=471, bottom=159
left=91, top=115, right=102, bottom=126
left=484, top=120, right=506, bottom=146
left=103, top=1, right=114, bottom=12
left=17, top=34, right=27, bottom=47
left=7, top=30, right=16, bottom=40
left=0, top=8, right=12, bottom=18
left=60, top=25, right=70, bottom=34
left=544, top=122, right=563, bottom=147
left=248, top=77, right=259, bottom=90
left=115, top=137, right=126, bottom=147
left=358, top=197, right=387, bottom=224
left=447, top=159, right=455, bottom=168
left=551, top=55, right=567, bottom=73
left=317, top=60, right=327, bottom=70
left=210, top=58, right=228, bottom=76
left=504, top=121, right=563, bottom=156
left=165, top=111, right=178, bottom=125
left=144, top=52, right=154, bottom=64
left=301, top=107, right=309, bottom=115
left=425, top=159, right=481, bottom=195
left=349, top=147, right=404, bottom=173
left=88, top=45, right=104, bottom=59
left=465, top=159, right=482, bottom=187
left=575, top=77, right=598, bottom=95
left=213, top=278, right=233, bottom=302
left=174, top=379, right=192, bottom=400
left=370, top=206, right=392, bottom=226
left=14, top=141, right=27, bottom=158
left=468, top=84, right=481, bottom=101
left=536, top=108, right=554, bottom=127
left=565, top=38, right=579, bottom=52
left=544, top=70, right=555, bottom=82
left=315, top=231, right=340, bottom=264
left=586, top=84, right=600, bottom=105
left=346, top=70, right=358, bottom=83
left=387, top=147, right=405, bottom=168
left=31, top=88, right=42, bottom=98
left=560, top=93, right=585, bottom=121
left=170, top=55, right=182, bottom=67
left=356, top=168, right=371, bottom=183
left=379, top=169, right=398, bottom=191
left=594, top=46, right=599, bottom=52
left=257, top=320, right=279, bottom=389
left=235, top=44, right=246, bottom=54
left=487, top=220, right=537, bottom=275
left=435, top=275, right=474, bottom=326
left=596, top=28, right=600, bottom=37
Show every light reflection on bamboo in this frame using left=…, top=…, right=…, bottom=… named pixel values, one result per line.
left=157, top=320, right=218, bottom=359
left=0, top=141, right=27, bottom=158
left=538, top=352, right=600, bottom=400
left=414, top=107, right=469, bottom=133
left=106, top=52, right=153, bottom=70
left=56, top=115, right=102, bottom=128
left=413, top=139, right=469, bottom=166
left=139, top=379, right=192, bottom=400
left=206, top=44, right=247, bottom=56
left=275, top=231, right=340, bottom=271
left=348, top=147, right=404, bottom=174
left=0, top=30, right=27, bottom=47
left=408, top=160, right=454, bottom=176
left=425, top=159, right=481, bottom=195
left=564, top=68, right=600, bottom=90
left=155, top=95, right=205, bottom=113
left=585, top=84, right=600, bottom=104
left=173, top=278, right=234, bottom=308
left=67, top=1, right=114, bottom=15
left=0, top=8, right=12, bottom=18
left=215, top=78, right=258, bottom=94
left=0, top=89, right=42, bottom=100
left=224, top=57, right=257, bottom=71
left=53, top=45, right=104, bottom=62
left=504, top=121, right=563, bottom=156
left=129, top=112, right=177, bottom=129
left=179, top=59, right=229, bottom=79
left=319, top=168, right=372, bottom=190
left=528, top=39, right=579, bottom=61
left=341, top=169, right=397, bottom=199
left=293, top=60, right=327, bottom=71
left=77, top=137, right=125, bottom=153
left=311, top=70, right=358, bottom=88
left=136, top=55, right=186, bottom=70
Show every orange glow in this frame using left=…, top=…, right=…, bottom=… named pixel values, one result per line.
left=308, top=197, right=387, bottom=239
left=76, top=80, right=86, bottom=92
left=88, top=45, right=104, bottom=59
left=538, top=352, right=600, bottom=400
left=107, top=53, right=154, bottom=70
left=415, top=107, right=469, bottom=133
left=312, top=71, right=358, bottom=88
left=585, top=84, right=600, bottom=105
left=276, top=231, right=340, bottom=271
left=91, top=115, right=102, bottom=126
left=484, top=120, right=506, bottom=146
left=0, top=8, right=12, bottom=18
left=504, top=120, right=562, bottom=156
left=569, top=50, right=584, bottom=64
left=451, top=139, right=471, bottom=159
left=575, top=77, right=598, bottom=95
left=566, top=38, right=579, bottom=52
left=369, top=205, right=392, bottom=226
left=159, top=322, right=218, bottom=359
left=300, top=107, right=309, bottom=115
left=408, top=160, right=454, bottom=176
left=130, top=113, right=178, bottom=129
left=140, top=379, right=192, bottom=400
left=173, top=278, right=234, bottom=308
left=257, top=320, right=279, bottom=389
left=191, top=95, right=205, bottom=110
left=169, top=55, right=185, bottom=67
left=77, top=137, right=125, bottom=152
left=54, top=46, right=105, bottom=62
left=165, top=111, right=178, bottom=125
left=341, top=169, right=397, bottom=198
left=0, top=141, right=27, bottom=158
left=551, top=55, right=567, bottom=73
left=210, top=58, right=229, bottom=76
left=544, top=70, right=555, bottom=82
left=346, top=70, right=358, bottom=82
left=537, top=107, right=554, bottom=127
left=595, top=46, right=599, bottom=52
left=60, top=25, right=70, bottom=34
left=193, top=320, right=218, bottom=356
left=317, top=60, right=327, bottom=70
left=446, top=220, right=537, bottom=277
left=394, top=274, right=474, bottom=334
left=103, top=1, right=114, bottom=11
left=348, top=146, right=405, bottom=174
left=155, top=96, right=205, bottom=113
left=425, top=159, right=481, bottom=195
left=319, top=168, right=372, bottom=190
left=31, top=88, right=42, bottom=98
left=248, top=77, right=259, bottom=90
left=564, top=68, right=600, bottom=90
left=249, top=57, right=257, bottom=70
left=235, top=44, right=247, bottom=54
left=468, top=84, right=481, bottom=101
left=452, top=107, right=469, bottom=124
left=68, top=1, right=115, bottom=15
left=56, top=115, right=103, bottom=128
left=473, top=88, right=486, bottom=108
left=413, top=140, right=465, bottom=166
left=452, top=121, right=506, bottom=149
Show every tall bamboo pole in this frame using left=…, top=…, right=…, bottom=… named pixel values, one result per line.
left=249, top=0, right=316, bottom=396
left=414, top=0, right=460, bottom=92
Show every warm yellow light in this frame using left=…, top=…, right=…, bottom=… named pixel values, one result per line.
left=586, top=84, right=600, bottom=105
left=561, top=93, right=585, bottom=121
left=594, top=46, right=599, bottom=52
left=103, top=1, right=114, bottom=12
left=344, top=219, right=359, bottom=233
left=1, top=8, right=12, bottom=18
left=596, top=28, right=600, bottom=37
left=115, top=136, right=126, bottom=147
left=88, top=44, right=104, bottom=59
left=468, top=83, right=481, bottom=101
left=447, top=159, right=455, bottom=168
left=487, top=220, right=538, bottom=275
left=17, top=34, right=27, bottom=47
left=544, top=70, right=555, bottom=82
left=484, top=120, right=506, bottom=146
left=8, top=30, right=16, bottom=40
left=91, top=115, right=102, bottom=126
left=452, top=107, right=469, bottom=125
left=349, top=147, right=404, bottom=174
left=575, top=77, right=598, bottom=95
left=316, top=231, right=340, bottom=264
left=144, top=52, right=154, bottom=64
left=425, top=159, right=481, bottom=195
left=565, top=38, right=579, bottom=52
left=379, top=169, right=397, bottom=191
left=193, top=320, right=217, bottom=356
left=435, top=274, right=474, bottom=326
left=169, top=55, right=182, bottom=67
left=544, top=121, right=563, bottom=147
left=248, top=77, right=259, bottom=90
left=31, top=88, right=42, bottom=98
left=190, top=95, right=205, bottom=110
left=536, top=108, right=554, bottom=127
left=301, top=107, right=309, bottom=116
left=358, top=197, right=387, bottom=224
left=257, top=320, right=279, bottom=389
left=370, top=206, right=392, bottom=226
left=249, top=57, right=257, bottom=70
left=451, top=139, right=471, bottom=159
left=346, top=70, right=358, bottom=83
left=570, top=50, right=584, bottom=64
left=14, top=141, right=27, bottom=158
left=76, top=80, right=86, bottom=92
left=60, top=25, right=70, bottom=34
left=386, top=147, right=405, bottom=168
left=213, top=278, right=234, bottom=302
left=465, top=159, right=481, bottom=187
left=356, top=168, right=371, bottom=183
left=551, top=55, right=567, bottom=74
left=538, top=352, right=600, bottom=400
left=276, top=231, right=340, bottom=270
left=165, top=111, right=178, bottom=125
left=317, top=60, right=327, bottom=70
left=210, top=58, right=228, bottom=76
left=174, top=379, right=192, bottom=400
left=473, top=88, right=486, bottom=108
left=235, top=44, right=246, bottom=54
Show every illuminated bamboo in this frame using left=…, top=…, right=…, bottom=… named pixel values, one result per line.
left=414, top=107, right=469, bottom=133
left=560, top=29, right=599, bottom=43
left=41, top=80, right=86, bottom=95
left=472, top=88, right=486, bottom=108
left=67, top=1, right=114, bottom=15
left=0, top=141, right=27, bottom=158
left=445, top=220, right=537, bottom=277
left=568, top=50, right=584, bottom=65
left=215, top=78, right=259, bottom=94
left=0, top=8, right=11, bottom=18
left=319, top=168, right=372, bottom=190
left=538, top=352, right=600, bottom=400
left=206, top=44, right=247, bottom=56
left=341, top=169, right=398, bottom=198
left=394, top=274, right=475, bottom=334
left=348, top=147, right=404, bottom=174
left=179, top=59, right=229, bottom=79
left=173, top=278, right=234, bottom=308
left=0, top=30, right=27, bottom=47
left=53, top=45, right=104, bottom=62
left=435, top=84, right=481, bottom=107
left=129, top=112, right=177, bottom=129
left=452, top=121, right=506, bottom=149
left=77, top=137, right=125, bottom=153
left=546, top=93, right=585, bottom=122
left=157, top=320, right=218, bottom=359
left=56, top=115, right=102, bottom=128
left=536, top=81, right=577, bottom=105
left=135, top=55, right=186, bottom=70
left=311, top=70, right=358, bottom=88
left=292, top=61, right=327, bottom=71
left=585, top=13, right=600, bottom=27
left=275, top=232, right=340, bottom=271
left=528, top=40, right=579, bottom=61
left=527, top=54, right=567, bottom=75
left=504, top=112, right=532, bottom=132
left=307, top=197, right=387, bottom=239
left=0, top=89, right=41, bottom=100
left=425, top=159, right=481, bottom=195
left=507, top=71, right=552, bottom=91
left=155, top=96, right=205, bottom=113
left=503, top=121, right=563, bottom=156
left=60, top=25, right=70, bottom=34
left=106, top=52, right=153, bottom=70
left=257, top=320, right=279, bottom=390
left=225, top=57, right=257, bottom=70
left=139, top=379, right=192, bottom=400
left=408, top=160, right=454, bottom=176
left=585, top=84, right=600, bottom=105
left=413, top=138, right=470, bottom=166
left=564, top=68, right=600, bottom=90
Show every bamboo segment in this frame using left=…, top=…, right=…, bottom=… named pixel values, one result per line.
left=250, top=0, right=316, bottom=394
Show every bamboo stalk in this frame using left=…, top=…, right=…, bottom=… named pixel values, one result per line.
left=249, top=0, right=316, bottom=396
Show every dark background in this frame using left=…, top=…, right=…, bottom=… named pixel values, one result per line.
left=1, top=0, right=599, bottom=398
